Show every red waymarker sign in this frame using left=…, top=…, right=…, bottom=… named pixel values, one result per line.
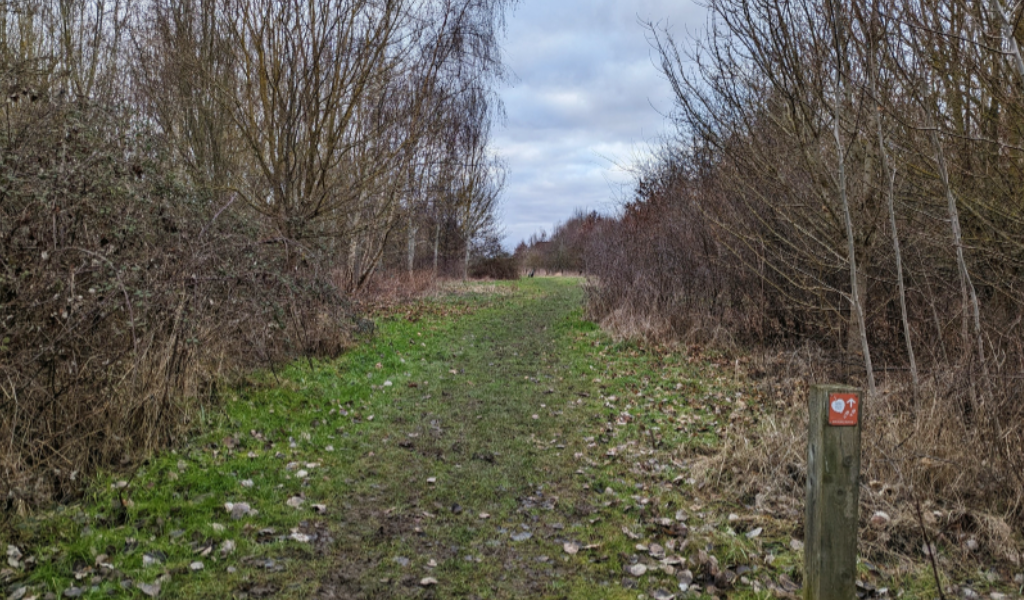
left=828, top=392, right=859, bottom=426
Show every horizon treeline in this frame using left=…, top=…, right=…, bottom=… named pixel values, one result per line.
left=1, top=0, right=514, bottom=509
left=528, top=0, right=1024, bottom=524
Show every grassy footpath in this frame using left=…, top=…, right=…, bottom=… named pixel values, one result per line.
left=4, top=278, right=1010, bottom=599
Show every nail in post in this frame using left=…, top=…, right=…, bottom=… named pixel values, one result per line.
left=805, top=384, right=861, bottom=600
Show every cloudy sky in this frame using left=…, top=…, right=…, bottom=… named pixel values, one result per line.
left=493, top=0, right=707, bottom=248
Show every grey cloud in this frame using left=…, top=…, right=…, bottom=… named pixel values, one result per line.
left=495, top=0, right=705, bottom=249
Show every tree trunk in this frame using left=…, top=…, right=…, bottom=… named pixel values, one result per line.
left=868, top=44, right=919, bottom=397
left=831, top=3, right=876, bottom=397
left=407, top=216, right=417, bottom=276
left=433, top=221, right=440, bottom=276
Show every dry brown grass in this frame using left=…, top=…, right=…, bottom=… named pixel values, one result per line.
left=677, top=347, right=1024, bottom=575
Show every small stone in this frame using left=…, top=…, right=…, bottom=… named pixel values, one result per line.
left=63, top=588, right=83, bottom=598
left=964, top=537, right=979, bottom=551
left=989, top=593, right=1008, bottom=600
left=652, top=590, right=676, bottom=600
left=959, top=587, right=981, bottom=600
left=225, top=502, right=253, bottom=519
left=790, top=539, right=804, bottom=551
left=137, top=582, right=161, bottom=598
left=563, top=542, right=580, bottom=555
left=286, top=496, right=305, bottom=509
left=393, top=557, right=410, bottom=567
left=510, top=532, right=532, bottom=542
left=189, top=561, right=204, bottom=572
left=745, top=527, right=763, bottom=539
left=419, top=577, right=438, bottom=587
left=240, top=479, right=254, bottom=488
left=626, top=563, right=647, bottom=577
left=211, top=523, right=226, bottom=532
left=870, top=511, right=891, bottom=527
left=220, top=540, right=236, bottom=556
left=426, top=477, right=436, bottom=484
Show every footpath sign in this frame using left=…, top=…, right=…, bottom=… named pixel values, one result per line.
left=805, top=385, right=862, bottom=600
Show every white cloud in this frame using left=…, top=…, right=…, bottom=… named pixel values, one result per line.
left=494, top=0, right=707, bottom=248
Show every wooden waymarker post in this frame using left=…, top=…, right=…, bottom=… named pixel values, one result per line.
left=805, top=385, right=861, bottom=600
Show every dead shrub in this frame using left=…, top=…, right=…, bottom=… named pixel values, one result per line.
left=0, top=97, right=353, bottom=514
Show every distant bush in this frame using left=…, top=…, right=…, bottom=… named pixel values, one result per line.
left=469, top=255, right=520, bottom=280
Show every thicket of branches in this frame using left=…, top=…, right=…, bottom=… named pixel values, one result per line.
left=551, top=0, right=1024, bottom=541
left=0, top=0, right=513, bottom=511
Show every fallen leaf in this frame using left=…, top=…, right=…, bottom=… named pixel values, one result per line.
left=478, top=512, right=490, bottom=519
left=420, top=577, right=439, bottom=587
left=746, top=527, right=763, bottom=539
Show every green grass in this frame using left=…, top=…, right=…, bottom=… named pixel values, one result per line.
left=4, top=278, right=1015, bottom=599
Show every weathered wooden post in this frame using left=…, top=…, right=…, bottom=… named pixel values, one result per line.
left=805, top=384, right=861, bottom=600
